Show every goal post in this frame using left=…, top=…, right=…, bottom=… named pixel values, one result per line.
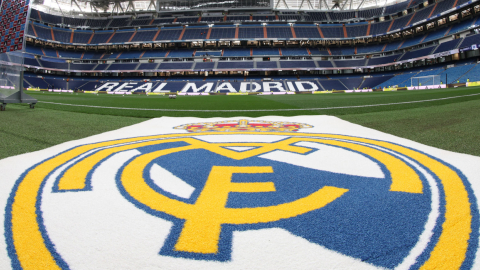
left=411, top=75, right=441, bottom=87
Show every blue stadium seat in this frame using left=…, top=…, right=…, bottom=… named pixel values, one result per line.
left=217, top=61, right=254, bottom=69
left=131, top=30, right=158, bottom=42
left=293, top=27, right=321, bottom=38
left=253, top=48, right=280, bottom=56
left=238, top=27, right=264, bottom=39
left=321, top=27, right=344, bottom=38
left=433, top=39, right=461, bottom=53
left=319, top=80, right=347, bottom=90
left=209, top=28, right=236, bottom=39
left=279, top=61, right=316, bottom=68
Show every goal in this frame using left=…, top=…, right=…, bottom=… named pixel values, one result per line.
left=410, top=75, right=441, bottom=87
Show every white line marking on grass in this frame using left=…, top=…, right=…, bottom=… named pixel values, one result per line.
left=38, top=92, right=480, bottom=112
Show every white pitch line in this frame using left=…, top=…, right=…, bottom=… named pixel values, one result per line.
left=38, top=92, right=480, bottom=112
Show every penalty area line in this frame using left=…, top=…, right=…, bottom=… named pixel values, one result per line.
left=38, top=92, right=480, bottom=112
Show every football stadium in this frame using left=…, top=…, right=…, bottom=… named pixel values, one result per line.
left=1, top=0, right=480, bottom=269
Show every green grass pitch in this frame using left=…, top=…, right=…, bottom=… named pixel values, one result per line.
left=1, top=87, right=480, bottom=160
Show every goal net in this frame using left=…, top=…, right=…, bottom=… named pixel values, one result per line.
left=411, top=75, right=441, bottom=87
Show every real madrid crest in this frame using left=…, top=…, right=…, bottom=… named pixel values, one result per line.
left=3, top=118, right=479, bottom=269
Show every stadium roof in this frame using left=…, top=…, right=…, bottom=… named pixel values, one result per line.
left=33, top=0, right=407, bottom=16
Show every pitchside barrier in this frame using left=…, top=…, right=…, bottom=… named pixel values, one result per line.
left=466, top=81, right=480, bottom=87
left=24, top=81, right=453, bottom=96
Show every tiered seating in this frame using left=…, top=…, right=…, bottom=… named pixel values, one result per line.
left=346, top=25, right=368, bottom=37
left=110, top=31, right=135, bottom=43
left=131, top=17, right=152, bottom=26
left=209, top=27, right=236, bottom=39
left=369, top=21, right=390, bottom=36
left=281, top=48, right=309, bottom=56
left=39, top=11, right=62, bottom=25
left=109, top=18, right=130, bottom=27
left=456, top=64, right=480, bottom=82
left=227, top=16, right=250, bottom=22
left=400, top=35, right=426, bottom=49
left=400, top=47, right=435, bottom=60
left=361, top=76, right=394, bottom=89
left=138, top=63, right=159, bottom=70
left=439, top=63, right=475, bottom=83
left=86, top=19, right=110, bottom=28
left=131, top=30, right=158, bottom=42
left=34, top=25, right=53, bottom=40
left=433, top=0, right=455, bottom=16
left=43, top=48, right=58, bottom=58
left=223, top=48, right=251, bottom=57
left=90, top=32, right=114, bottom=44
left=118, top=51, right=143, bottom=59
left=317, top=60, right=334, bottom=67
left=252, top=48, right=279, bottom=56
left=409, top=5, right=434, bottom=25
left=26, top=45, right=44, bottom=55
left=182, top=28, right=209, bottom=40
left=64, top=17, right=87, bottom=27
left=196, top=50, right=222, bottom=56
left=52, top=29, right=71, bottom=43
left=340, top=77, right=363, bottom=89
left=328, top=12, right=355, bottom=21
left=24, top=75, right=50, bottom=89
left=266, top=27, right=293, bottom=38
left=335, top=59, right=366, bottom=67
left=83, top=52, right=105, bottom=59
left=57, top=50, right=83, bottom=59
left=376, top=72, right=419, bottom=88
left=321, top=27, right=344, bottom=38
left=142, top=50, right=168, bottom=58
left=217, top=61, right=254, bottom=69
left=168, top=50, right=195, bottom=58
left=103, top=52, right=121, bottom=59
left=39, top=59, right=69, bottom=69
left=252, top=15, right=276, bottom=21
left=368, top=54, right=401, bottom=66
left=159, top=62, right=194, bottom=69
left=200, top=16, right=224, bottom=23
left=433, top=39, right=461, bottom=53
left=459, top=34, right=480, bottom=48
left=94, top=64, right=109, bottom=70
left=73, top=31, right=92, bottom=44
left=69, top=63, right=97, bottom=70
left=294, top=26, right=321, bottom=38
left=176, top=17, right=199, bottom=23
left=329, top=47, right=355, bottom=55
left=152, top=18, right=175, bottom=24
left=257, top=62, right=278, bottom=68
left=156, top=29, right=183, bottom=41
left=384, top=2, right=409, bottom=15
left=305, top=12, right=328, bottom=21
left=107, top=63, right=139, bottom=70
left=238, top=27, right=264, bottom=38
left=358, top=8, right=383, bottom=19
left=44, top=76, right=68, bottom=89
left=310, top=48, right=330, bottom=56
left=356, top=44, right=384, bottom=54
left=422, top=27, right=449, bottom=43
left=319, top=80, right=347, bottom=90
left=24, top=58, right=40, bottom=67
left=194, top=62, right=215, bottom=69
left=384, top=40, right=402, bottom=51
left=279, top=61, right=316, bottom=68
left=391, top=15, right=412, bottom=30
left=449, top=18, right=476, bottom=35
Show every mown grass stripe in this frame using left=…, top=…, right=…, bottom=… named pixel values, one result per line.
left=38, top=93, right=480, bottom=112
